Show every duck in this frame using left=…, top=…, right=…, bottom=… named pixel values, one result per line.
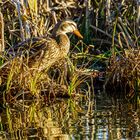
left=7, top=19, right=83, bottom=72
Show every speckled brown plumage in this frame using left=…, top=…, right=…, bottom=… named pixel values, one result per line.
left=7, top=20, right=83, bottom=72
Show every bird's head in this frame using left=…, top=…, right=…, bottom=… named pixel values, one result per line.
left=53, top=19, right=83, bottom=39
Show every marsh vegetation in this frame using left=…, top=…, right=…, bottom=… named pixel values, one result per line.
left=0, top=0, right=139, bottom=139
left=0, top=0, right=139, bottom=100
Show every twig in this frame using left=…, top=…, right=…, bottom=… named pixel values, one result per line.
left=106, top=0, right=111, bottom=32
left=0, top=12, right=4, bottom=52
left=90, top=25, right=118, bottom=43
left=12, top=0, right=25, bottom=41
left=136, top=0, right=140, bottom=35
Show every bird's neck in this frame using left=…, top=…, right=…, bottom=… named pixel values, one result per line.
left=56, top=34, right=70, bottom=55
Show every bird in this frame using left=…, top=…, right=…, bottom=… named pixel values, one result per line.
left=7, top=19, right=83, bottom=72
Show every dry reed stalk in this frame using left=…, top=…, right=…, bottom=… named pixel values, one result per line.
left=90, top=25, right=120, bottom=44
left=136, top=0, right=140, bottom=35
left=13, top=0, right=25, bottom=41
left=0, top=12, right=4, bottom=52
left=27, top=0, right=38, bottom=36
left=117, top=17, right=135, bottom=47
left=106, top=0, right=111, bottom=32
left=84, top=0, right=91, bottom=42
left=21, top=0, right=31, bottom=39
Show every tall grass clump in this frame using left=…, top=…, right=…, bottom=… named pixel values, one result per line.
left=103, top=1, right=140, bottom=99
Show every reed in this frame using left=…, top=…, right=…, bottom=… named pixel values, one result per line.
left=0, top=12, right=5, bottom=52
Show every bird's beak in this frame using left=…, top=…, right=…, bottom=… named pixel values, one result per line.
left=73, top=30, right=83, bottom=39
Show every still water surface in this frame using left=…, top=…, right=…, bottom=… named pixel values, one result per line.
left=0, top=92, right=140, bottom=140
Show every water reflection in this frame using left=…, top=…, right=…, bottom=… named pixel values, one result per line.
left=0, top=93, right=140, bottom=140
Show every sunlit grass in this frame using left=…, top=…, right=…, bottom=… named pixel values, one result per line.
left=6, top=106, right=13, bottom=132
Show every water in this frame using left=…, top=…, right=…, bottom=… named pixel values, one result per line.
left=0, top=92, right=140, bottom=140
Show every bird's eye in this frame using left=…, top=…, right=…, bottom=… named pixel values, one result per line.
left=61, top=24, right=68, bottom=30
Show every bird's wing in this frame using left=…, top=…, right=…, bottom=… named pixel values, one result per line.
left=5, top=36, right=55, bottom=59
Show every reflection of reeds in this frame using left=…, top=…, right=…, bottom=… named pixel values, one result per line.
left=1, top=99, right=81, bottom=139
left=2, top=87, right=138, bottom=140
